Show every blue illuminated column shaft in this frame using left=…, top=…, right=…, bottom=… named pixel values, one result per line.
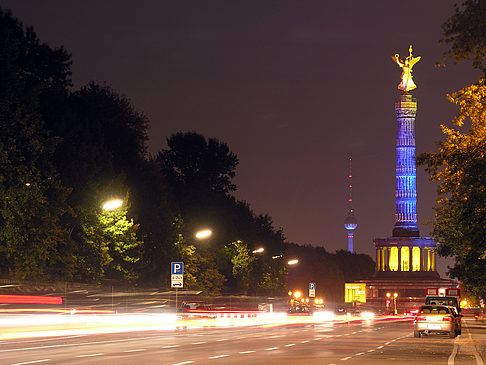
left=393, top=93, right=419, bottom=237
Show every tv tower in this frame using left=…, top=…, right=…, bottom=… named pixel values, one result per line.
left=344, top=158, right=358, bottom=252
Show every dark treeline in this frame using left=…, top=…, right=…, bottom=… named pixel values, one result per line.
left=0, top=7, right=288, bottom=295
left=287, top=244, right=375, bottom=303
left=0, top=8, right=374, bottom=297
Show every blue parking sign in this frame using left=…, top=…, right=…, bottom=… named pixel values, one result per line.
left=309, top=282, right=316, bottom=290
left=171, top=262, right=184, bottom=275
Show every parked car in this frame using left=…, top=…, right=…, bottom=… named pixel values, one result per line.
left=414, top=305, right=460, bottom=338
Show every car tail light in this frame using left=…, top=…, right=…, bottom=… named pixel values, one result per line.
left=442, top=316, right=453, bottom=322
left=415, top=316, right=426, bottom=321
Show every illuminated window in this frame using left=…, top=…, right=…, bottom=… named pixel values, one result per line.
left=412, top=247, right=420, bottom=271
left=389, top=247, right=398, bottom=271
left=401, top=247, right=409, bottom=271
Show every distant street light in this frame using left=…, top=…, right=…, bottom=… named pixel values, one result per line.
left=393, top=292, right=398, bottom=315
left=102, top=199, right=123, bottom=211
left=272, top=254, right=283, bottom=259
left=252, top=248, right=264, bottom=254
left=195, top=229, right=212, bottom=240
left=287, top=259, right=299, bottom=265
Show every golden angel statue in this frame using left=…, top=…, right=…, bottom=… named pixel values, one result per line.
left=392, top=45, right=421, bottom=92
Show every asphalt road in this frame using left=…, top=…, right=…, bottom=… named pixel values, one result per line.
left=1, top=318, right=484, bottom=365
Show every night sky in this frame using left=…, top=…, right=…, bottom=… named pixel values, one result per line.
left=1, top=1, right=480, bottom=276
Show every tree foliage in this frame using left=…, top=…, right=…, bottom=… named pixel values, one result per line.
left=287, top=244, right=375, bottom=303
left=439, top=0, right=486, bottom=72
left=418, top=78, right=486, bottom=298
left=0, top=7, right=73, bottom=280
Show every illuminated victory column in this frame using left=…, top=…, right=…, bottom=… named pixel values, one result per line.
left=374, top=45, right=439, bottom=279
left=344, top=158, right=357, bottom=252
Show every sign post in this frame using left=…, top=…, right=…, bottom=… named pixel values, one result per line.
left=309, top=282, right=316, bottom=298
left=171, top=262, right=184, bottom=315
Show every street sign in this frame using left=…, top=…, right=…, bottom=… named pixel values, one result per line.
left=171, top=262, right=184, bottom=275
left=344, top=283, right=366, bottom=303
left=309, top=282, right=316, bottom=297
left=171, top=262, right=184, bottom=288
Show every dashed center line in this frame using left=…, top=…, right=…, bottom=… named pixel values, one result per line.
left=355, top=352, right=365, bottom=356
left=301, top=340, right=309, bottom=343
left=285, top=344, right=296, bottom=347
left=124, top=349, right=145, bottom=353
left=265, top=347, right=278, bottom=351
left=76, top=353, right=103, bottom=358
left=209, top=354, right=229, bottom=359
left=340, top=356, right=351, bottom=361
left=173, top=362, right=194, bottom=365
left=191, top=342, right=207, bottom=345
left=239, top=350, right=256, bottom=354
left=215, top=339, right=227, bottom=342
left=163, top=345, right=180, bottom=349
left=12, top=360, right=51, bottom=365
left=377, top=345, right=384, bottom=349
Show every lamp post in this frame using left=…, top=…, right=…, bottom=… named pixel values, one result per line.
left=393, top=293, right=398, bottom=315
left=101, top=198, right=123, bottom=311
left=386, top=292, right=391, bottom=314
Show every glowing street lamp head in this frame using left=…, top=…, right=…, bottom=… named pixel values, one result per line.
left=287, top=259, right=299, bottom=265
left=195, top=229, right=212, bottom=240
left=102, top=199, right=123, bottom=211
left=252, top=247, right=264, bottom=254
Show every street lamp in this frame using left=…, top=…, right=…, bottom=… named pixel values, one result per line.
left=195, top=229, right=212, bottom=240
left=393, top=293, right=398, bottom=315
left=386, top=292, right=391, bottom=314
left=102, top=199, right=123, bottom=211
left=252, top=247, right=264, bottom=254
left=287, top=259, right=299, bottom=265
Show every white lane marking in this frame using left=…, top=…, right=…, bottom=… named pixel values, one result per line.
left=467, top=323, right=485, bottom=365
left=162, top=345, right=180, bottom=349
left=352, top=331, right=358, bottom=334
left=124, top=349, right=145, bottom=353
left=340, top=356, right=351, bottom=361
left=8, top=335, right=86, bottom=345
left=448, top=338, right=459, bottom=365
left=384, top=342, right=391, bottom=345
left=216, top=339, right=227, bottom=342
left=377, top=345, right=384, bottom=349
left=265, top=347, right=278, bottom=351
left=367, top=349, right=375, bottom=352
left=285, top=344, right=296, bottom=347
left=336, top=334, right=342, bottom=337
left=0, top=335, right=175, bottom=353
left=209, top=354, right=229, bottom=359
left=315, top=337, right=322, bottom=340
left=301, top=340, right=309, bottom=343
left=191, top=342, right=207, bottom=345
left=355, top=352, right=365, bottom=356
left=173, top=362, right=194, bottom=365
left=12, top=360, right=50, bottom=365
left=76, top=353, right=103, bottom=358
left=239, top=350, right=256, bottom=354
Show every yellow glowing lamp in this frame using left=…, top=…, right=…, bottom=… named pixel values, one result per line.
left=294, top=291, right=301, bottom=299
left=195, top=229, right=212, bottom=239
left=102, top=199, right=123, bottom=211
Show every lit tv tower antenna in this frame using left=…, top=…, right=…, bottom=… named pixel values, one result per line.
left=344, top=158, right=358, bottom=252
